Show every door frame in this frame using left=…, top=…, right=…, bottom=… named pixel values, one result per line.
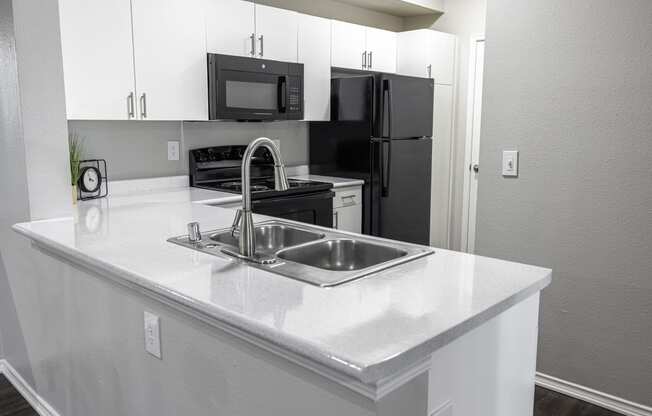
left=461, top=35, right=485, bottom=253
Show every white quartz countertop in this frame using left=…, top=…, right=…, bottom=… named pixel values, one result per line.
left=13, top=186, right=551, bottom=386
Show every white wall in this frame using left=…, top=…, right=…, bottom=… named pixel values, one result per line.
left=477, top=0, right=652, bottom=406
left=0, top=0, right=71, bottom=384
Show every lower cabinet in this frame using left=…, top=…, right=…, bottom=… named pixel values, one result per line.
left=332, top=185, right=362, bottom=233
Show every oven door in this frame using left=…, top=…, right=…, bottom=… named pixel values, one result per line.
left=209, top=54, right=289, bottom=121
left=251, top=191, right=334, bottom=227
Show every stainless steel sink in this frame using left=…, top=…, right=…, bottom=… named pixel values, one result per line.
left=277, top=239, right=407, bottom=271
left=168, top=220, right=433, bottom=287
left=210, top=224, right=324, bottom=255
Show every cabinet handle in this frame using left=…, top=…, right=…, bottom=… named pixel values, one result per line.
left=250, top=33, right=255, bottom=56
left=361, top=51, right=366, bottom=69
left=258, top=34, right=264, bottom=57
left=427, top=64, right=432, bottom=78
left=127, top=92, right=135, bottom=119
left=140, top=93, right=147, bottom=119
left=368, top=51, right=373, bottom=69
left=333, top=211, right=339, bottom=229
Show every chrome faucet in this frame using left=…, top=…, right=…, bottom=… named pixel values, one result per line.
left=230, top=137, right=289, bottom=261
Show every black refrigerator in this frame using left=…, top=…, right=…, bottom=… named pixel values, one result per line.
left=310, top=72, right=434, bottom=245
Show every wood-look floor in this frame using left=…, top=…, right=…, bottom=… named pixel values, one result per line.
left=0, top=374, right=624, bottom=416
left=534, top=386, right=623, bottom=416
left=0, top=375, right=37, bottom=416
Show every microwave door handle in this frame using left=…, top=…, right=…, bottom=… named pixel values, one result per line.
left=278, top=76, right=287, bottom=113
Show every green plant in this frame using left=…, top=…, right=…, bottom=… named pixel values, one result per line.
left=69, top=131, right=84, bottom=186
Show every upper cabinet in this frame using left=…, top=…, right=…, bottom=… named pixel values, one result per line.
left=58, top=0, right=136, bottom=120
left=298, top=14, right=331, bottom=121
left=331, top=21, right=367, bottom=70
left=331, top=21, right=396, bottom=72
left=60, top=0, right=208, bottom=120
left=365, top=27, right=397, bottom=73
left=206, top=1, right=297, bottom=62
left=131, top=0, right=208, bottom=120
left=254, top=5, right=298, bottom=62
left=205, top=0, right=256, bottom=58
left=397, top=29, right=456, bottom=84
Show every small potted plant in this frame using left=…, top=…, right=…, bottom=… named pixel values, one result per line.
left=69, top=131, right=83, bottom=204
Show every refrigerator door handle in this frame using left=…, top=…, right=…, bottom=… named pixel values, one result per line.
left=381, top=139, right=391, bottom=197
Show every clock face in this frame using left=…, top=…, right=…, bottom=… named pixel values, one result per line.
left=80, top=166, right=101, bottom=193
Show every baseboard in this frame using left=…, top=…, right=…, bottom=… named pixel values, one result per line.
left=536, top=372, right=652, bottom=416
left=0, top=359, right=61, bottom=416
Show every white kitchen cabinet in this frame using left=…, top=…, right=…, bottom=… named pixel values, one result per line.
left=332, top=20, right=397, bottom=73
left=298, top=14, right=331, bottom=121
left=131, top=0, right=208, bottom=120
left=430, top=31, right=456, bottom=85
left=332, top=186, right=362, bottom=233
left=397, top=29, right=456, bottom=84
left=205, top=0, right=256, bottom=57
left=365, top=27, right=397, bottom=73
left=430, top=84, right=454, bottom=248
left=254, top=4, right=298, bottom=62
left=58, top=0, right=136, bottom=120
left=331, top=20, right=367, bottom=70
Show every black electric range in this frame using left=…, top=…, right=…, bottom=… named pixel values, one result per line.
left=190, top=145, right=334, bottom=227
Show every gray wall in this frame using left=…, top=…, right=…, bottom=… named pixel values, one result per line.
left=69, top=121, right=309, bottom=181
left=477, top=0, right=652, bottom=405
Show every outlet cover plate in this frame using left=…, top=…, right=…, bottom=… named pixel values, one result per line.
left=167, top=141, right=180, bottom=161
left=144, top=311, right=161, bottom=359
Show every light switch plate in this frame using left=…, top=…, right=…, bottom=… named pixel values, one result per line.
left=167, top=141, right=180, bottom=161
left=502, top=150, right=519, bottom=177
left=144, top=311, right=161, bottom=359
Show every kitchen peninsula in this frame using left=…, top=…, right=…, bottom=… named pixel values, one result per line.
left=12, top=185, right=551, bottom=416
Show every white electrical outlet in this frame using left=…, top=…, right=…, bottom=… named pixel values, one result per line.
left=502, top=150, right=519, bottom=177
left=167, top=141, right=180, bottom=161
left=144, top=311, right=161, bottom=359
left=273, top=138, right=281, bottom=152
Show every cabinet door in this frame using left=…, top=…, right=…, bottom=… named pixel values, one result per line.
left=429, top=31, right=456, bottom=85
left=132, top=0, right=208, bottom=120
left=334, top=205, right=362, bottom=233
left=298, top=14, right=331, bottom=121
left=397, top=29, right=431, bottom=78
left=430, top=84, right=453, bottom=248
left=331, top=20, right=366, bottom=70
left=206, top=0, right=255, bottom=57
left=365, top=27, right=397, bottom=73
left=58, top=0, right=136, bottom=119
left=254, top=4, right=298, bottom=62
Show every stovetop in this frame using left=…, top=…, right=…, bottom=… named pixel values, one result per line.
left=194, top=177, right=332, bottom=199
left=189, top=145, right=332, bottom=199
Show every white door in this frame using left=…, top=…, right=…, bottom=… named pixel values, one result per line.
left=462, top=38, right=485, bottom=253
left=132, top=0, right=208, bottom=120
left=365, top=27, right=397, bottom=73
left=331, top=20, right=366, bottom=70
left=254, top=4, right=298, bottom=62
left=397, top=29, right=431, bottom=78
left=430, top=84, right=454, bottom=248
left=298, top=14, right=331, bottom=121
left=58, top=0, right=136, bottom=119
left=206, top=0, right=256, bottom=57
left=429, top=31, right=456, bottom=85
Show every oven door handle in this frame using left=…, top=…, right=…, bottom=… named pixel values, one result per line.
left=251, top=191, right=335, bottom=207
left=278, top=76, right=287, bottom=113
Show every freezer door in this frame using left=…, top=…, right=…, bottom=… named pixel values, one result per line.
left=376, top=74, right=434, bottom=139
left=374, top=137, right=432, bottom=245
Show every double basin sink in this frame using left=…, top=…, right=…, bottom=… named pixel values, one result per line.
left=168, top=220, right=433, bottom=287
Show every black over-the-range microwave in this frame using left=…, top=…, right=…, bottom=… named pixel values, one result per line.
left=208, top=53, right=304, bottom=121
